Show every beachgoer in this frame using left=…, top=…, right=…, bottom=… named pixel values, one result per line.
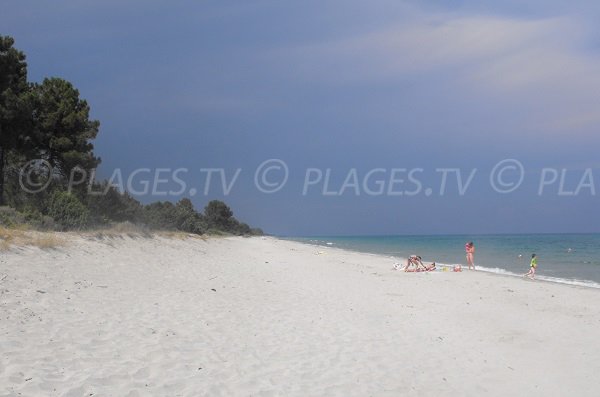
left=524, top=254, right=537, bottom=279
left=403, top=255, right=428, bottom=272
left=465, top=242, right=475, bottom=270
left=392, top=255, right=436, bottom=272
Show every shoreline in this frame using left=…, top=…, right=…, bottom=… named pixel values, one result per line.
left=2, top=234, right=599, bottom=396
left=284, top=236, right=600, bottom=290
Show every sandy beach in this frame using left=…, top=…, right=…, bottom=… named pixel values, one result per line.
left=1, top=234, right=599, bottom=396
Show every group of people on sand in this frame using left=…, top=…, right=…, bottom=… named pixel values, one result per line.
left=393, top=241, right=477, bottom=273
left=393, top=241, right=540, bottom=279
left=392, top=255, right=437, bottom=272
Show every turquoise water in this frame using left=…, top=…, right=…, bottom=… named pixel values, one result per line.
left=288, top=234, right=600, bottom=288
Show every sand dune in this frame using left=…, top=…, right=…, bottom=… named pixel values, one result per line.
left=1, top=235, right=599, bottom=396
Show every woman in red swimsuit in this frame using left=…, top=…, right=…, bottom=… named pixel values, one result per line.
left=465, top=242, right=475, bottom=270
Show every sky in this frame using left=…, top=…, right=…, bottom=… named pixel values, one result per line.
left=2, top=0, right=600, bottom=235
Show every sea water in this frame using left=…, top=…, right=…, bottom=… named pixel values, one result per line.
left=288, top=234, right=600, bottom=288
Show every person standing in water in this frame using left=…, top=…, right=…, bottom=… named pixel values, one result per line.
left=465, top=241, right=475, bottom=270
left=524, top=254, right=538, bottom=279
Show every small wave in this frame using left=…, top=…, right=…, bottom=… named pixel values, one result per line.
left=474, top=266, right=521, bottom=277
left=432, top=263, right=600, bottom=289
left=475, top=265, right=600, bottom=289
left=285, top=238, right=600, bottom=289
left=535, top=275, right=600, bottom=289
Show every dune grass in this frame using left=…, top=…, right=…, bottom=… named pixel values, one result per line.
left=31, top=234, right=65, bottom=249
left=0, top=221, right=223, bottom=252
left=85, top=222, right=153, bottom=240
left=0, top=227, right=24, bottom=251
left=0, top=226, right=65, bottom=250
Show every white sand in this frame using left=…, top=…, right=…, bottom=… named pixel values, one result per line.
left=1, top=235, right=599, bottom=396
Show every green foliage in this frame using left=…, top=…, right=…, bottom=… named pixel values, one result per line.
left=3, top=154, right=54, bottom=213
left=235, top=222, right=252, bottom=235
left=174, top=198, right=207, bottom=234
left=143, top=201, right=179, bottom=230
left=86, top=182, right=142, bottom=224
left=204, top=200, right=233, bottom=230
left=0, top=36, right=29, bottom=146
left=47, top=191, right=89, bottom=230
left=0, top=35, right=31, bottom=205
left=0, top=36, right=263, bottom=236
left=19, top=206, right=55, bottom=230
left=0, top=206, right=25, bottom=227
left=142, top=198, right=207, bottom=234
left=1, top=202, right=54, bottom=230
left=30, top=77, right=100, bottom=177
left=202, top=200, right=263, bottom=235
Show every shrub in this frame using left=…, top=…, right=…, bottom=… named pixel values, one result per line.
left=204, top=200, right=233, bottom=230
left=141, top=199, right=207, bottom=235
left=86, top=183, right=142, bottom=224
left=47, top=191, right=89, bottom=230
left=0, top=206, right=26, bottom=227
left=142, top=201, right=179, bottom=230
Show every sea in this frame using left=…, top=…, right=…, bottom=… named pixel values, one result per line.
left=287, top=234, right=600, bottom=289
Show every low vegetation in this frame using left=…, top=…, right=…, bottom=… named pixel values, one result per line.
left=0, top=225, right=64, bottom=250
left=0, top=35, right=264, bottom=238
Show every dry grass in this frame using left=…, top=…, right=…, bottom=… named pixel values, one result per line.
left=0, top=239, right=10, bottom=251
left=0, top=227, right=25, bottom=241
left=31, top=235, right=65, bottom=249
left=83, top=222, right=153, bottom=240
left=0, top=227, right=24, bottom=251
left=0, top=226, right=64, bottom=250
left=0, top=223, right=210, bottom=251
left=156, top=231, right=195, bottom=240
left=108, top=221, right=150, bottom=235
left=87, top=223, right=205, bottom=241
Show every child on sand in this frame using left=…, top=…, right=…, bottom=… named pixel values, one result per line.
left=524, top=254, right=537, bottom=279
